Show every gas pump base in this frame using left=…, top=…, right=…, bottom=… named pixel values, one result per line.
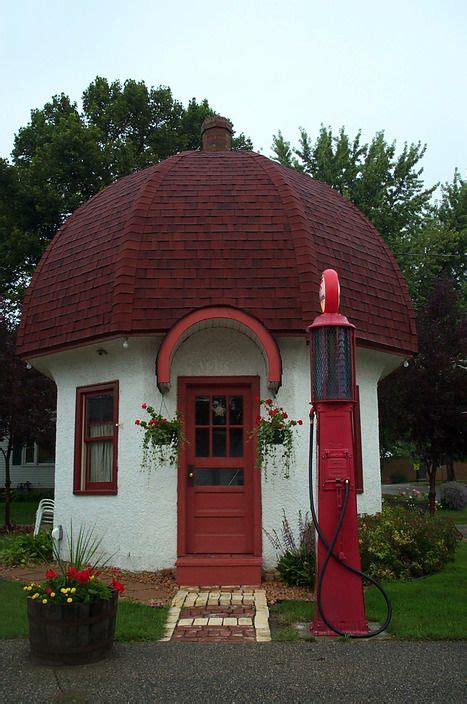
left=310, top=618, right=368, bottom=638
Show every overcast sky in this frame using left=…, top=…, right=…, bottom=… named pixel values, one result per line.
left=1, top=0, right=466, bottom=192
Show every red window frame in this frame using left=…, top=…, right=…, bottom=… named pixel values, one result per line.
left=73, top=381, right=119, bottom=495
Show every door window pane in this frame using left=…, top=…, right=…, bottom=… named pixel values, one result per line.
left=212, top=428, right=227, bottom=456
left=195, top=396, right=210, bottom=425
left=192, top=468, right=244, bottom=486
left=212, top=396, right=227, bottom=425
left=195, top=428, right=210, bottom=457
left=229, top=396, right=243, bottom=425
left=229, top=428, right=243, bottom=457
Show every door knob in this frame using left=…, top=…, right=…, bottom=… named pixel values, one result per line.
left=188, top=471, right=194, bottom=478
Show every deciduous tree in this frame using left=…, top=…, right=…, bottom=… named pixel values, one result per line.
left=271, top=125, right=436, bottom=247
left=379, top=276, right=467, bottom=513
left=1, top=77, right=252, bottom=304
left=0, top=310, right=56, bottom=528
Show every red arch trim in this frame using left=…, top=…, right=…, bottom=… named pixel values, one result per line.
left=156, top=307, right=282, bottom=393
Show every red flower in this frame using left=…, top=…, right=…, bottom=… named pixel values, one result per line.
left=268, top=409, right=274, bottom=417
left=76, top=568, right=92, bottom=584
left=67, top=567, right=79, bottom=579
left=265, top=398, right=273, bottom=405
left=255, top=416, right=262, bottom=424
left=45, top=568, right=58, bottom=579
left=135, top=419, right=141, bottom=425
left=45, top=587, right=52, bottom=594
left=141, top=403, right=148, bottom=409
left=298, top=419, right=303, bottom=425
left=282, top=412, right=288, bottom=419
left=111, top=578, right=125, bottom=594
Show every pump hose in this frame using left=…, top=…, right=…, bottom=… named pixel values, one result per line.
left=308, top=414, right=392, bottom=638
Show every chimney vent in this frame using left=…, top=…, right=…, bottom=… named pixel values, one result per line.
left=201, top=115, right=233, bottom=152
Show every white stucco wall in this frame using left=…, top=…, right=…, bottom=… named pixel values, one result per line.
left=33, top=330, right=402, bottom=572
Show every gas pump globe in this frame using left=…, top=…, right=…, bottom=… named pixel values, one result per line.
left=308, top=269, right=368, bottom=637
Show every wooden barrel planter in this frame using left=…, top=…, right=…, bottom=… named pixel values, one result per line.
left=27, top=590, right=118, bottom=665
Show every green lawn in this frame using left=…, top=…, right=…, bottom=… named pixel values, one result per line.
left=0, top=501, right=39, bottom=526
left=270, top=542, right=467, bottom=641
left=436, top=507, right=467, bottom=523
left=0, top=580, right=168, bottom=641
left=365, top=541, right=467, bottom=639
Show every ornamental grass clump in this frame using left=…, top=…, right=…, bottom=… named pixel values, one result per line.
left=254, top=399, right=302, bottom=479
left=24, top=524, right=124, bottom=606
left=359, top=504, right=461, bottom=582
left=135, top=403, right=182, bottom=470
left=265, top=510, right=315, bottom=587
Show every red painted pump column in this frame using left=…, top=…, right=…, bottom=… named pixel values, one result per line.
left=308, top=269, right=368, bottom=636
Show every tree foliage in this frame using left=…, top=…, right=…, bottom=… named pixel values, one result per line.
left=271, top=125, right=436, bottom=247
left=0, top=310, right=56, bottom=527
left=1, top=77, right=252, bottom=303
left=379, top=276, right=467, bottom=513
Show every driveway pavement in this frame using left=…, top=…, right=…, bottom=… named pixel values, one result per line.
left=1, top=639, right=465, bottom=703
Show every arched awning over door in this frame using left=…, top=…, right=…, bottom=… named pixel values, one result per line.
left=156, top=306, right=282, bottom=394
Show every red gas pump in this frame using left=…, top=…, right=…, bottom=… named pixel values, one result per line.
left=307, top=269, right=391, bottom=637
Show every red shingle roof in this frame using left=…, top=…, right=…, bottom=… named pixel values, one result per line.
left=17, top=150, right=417, bottom=357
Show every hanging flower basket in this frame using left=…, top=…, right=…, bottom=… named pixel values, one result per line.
left=253, top=398, right=302, bottom=479
left=135, top=403, right=182, bottom=470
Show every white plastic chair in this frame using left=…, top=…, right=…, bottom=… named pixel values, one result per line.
left=33, top=499, right=55, bottom=536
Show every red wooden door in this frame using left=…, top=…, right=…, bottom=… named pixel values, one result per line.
left=183, top=381, right=256, bottom=554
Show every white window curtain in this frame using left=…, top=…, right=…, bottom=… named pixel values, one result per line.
left=88, top=423, right=113, bottom=482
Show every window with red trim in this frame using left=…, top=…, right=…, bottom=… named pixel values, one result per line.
left=74, top=382, right=118, bottom=495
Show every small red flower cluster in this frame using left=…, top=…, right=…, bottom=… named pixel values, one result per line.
left=66, top=566, right=95, bottom=584
left=255, top=398, right=302, bottom=428
left=111, top=578, right=125, bottom=593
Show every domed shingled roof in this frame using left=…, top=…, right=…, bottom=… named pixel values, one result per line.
left=17, top=141, right=417, bottom=358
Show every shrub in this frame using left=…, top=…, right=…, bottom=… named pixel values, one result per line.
left=0, top=532, right=53, bottom=566
left=359, top=505, right=461, bottom=581
left=265, top=510, right=315, bottom=587
left=439, top=482, right=467, bottom=510
left=389, top=471, right=408, bottom=484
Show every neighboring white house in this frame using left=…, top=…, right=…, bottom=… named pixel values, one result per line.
left=0, top=439, right=55, bottom=491
left=17, top=117, right=417, bottom=585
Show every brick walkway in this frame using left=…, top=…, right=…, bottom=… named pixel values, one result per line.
left=162, top=588, right=271, bottom=642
